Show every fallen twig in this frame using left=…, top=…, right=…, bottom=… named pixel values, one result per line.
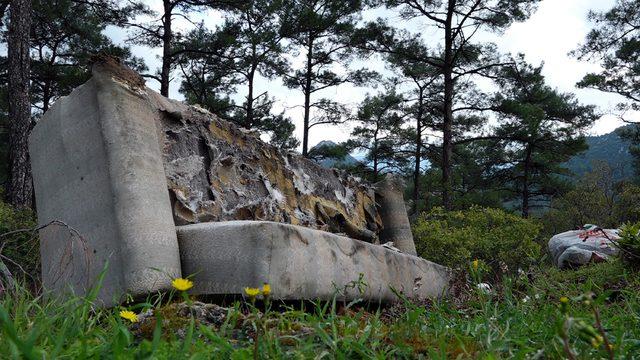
left=0, top=220, right=93, bottom=296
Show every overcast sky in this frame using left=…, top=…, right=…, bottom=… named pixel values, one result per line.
left=107, top=0, right=632, bottom=150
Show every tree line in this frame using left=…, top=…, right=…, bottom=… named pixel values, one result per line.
left=0, top=0, right=638, bottom=219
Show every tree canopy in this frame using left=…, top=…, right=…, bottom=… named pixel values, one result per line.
left=0, top=0, right=632, bottom=220
left=490, top=58, right=597, bottom=217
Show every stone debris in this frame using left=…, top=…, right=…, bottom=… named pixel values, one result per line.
left=28, top=58, right=441, bottom=307
left=130, top=301, right=229, bottom=340
left=130, top=301, right=315, bottom=345
left=147, top=92, right=382, bottom=242
left=476, top=282, right=492, bottom=295
left=548, top=225, right=621, bottom=268
left=381, top=242, right=401, bottom=253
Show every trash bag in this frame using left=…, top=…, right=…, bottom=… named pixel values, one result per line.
left=549, top=224, right=620, bottom=269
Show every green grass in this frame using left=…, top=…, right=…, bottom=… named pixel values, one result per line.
left=1, top=261, right=640, bottom=359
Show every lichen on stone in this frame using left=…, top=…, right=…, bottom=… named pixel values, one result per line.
left=148, top=94, right=382, bottom=242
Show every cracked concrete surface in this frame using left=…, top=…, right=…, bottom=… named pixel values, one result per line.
left=29, top=57, right=447, bottom=306
left=149, top=92, right=382, bottom=243
left=178, top=221, right=451, bottom=302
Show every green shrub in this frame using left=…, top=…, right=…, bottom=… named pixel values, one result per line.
left=618, top=222, right=640, bottom=268
left=540, top=164, right=640, bottom=239
left=0, top=193, right=38, bottom=284
left=413, top=206, right=541, bottom=274
left=614, top=184, right=640, bottom=224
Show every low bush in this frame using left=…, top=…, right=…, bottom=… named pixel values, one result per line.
left=618, top=222, right=640, bottom=268
left=0, top=193, right=38, bottom=286
left=413, top=206, right=542, bottom=274
left=540, top=163, right=640, bottom=238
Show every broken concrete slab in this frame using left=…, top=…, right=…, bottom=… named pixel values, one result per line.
left=177, top=221, right=450, bottom=302
left=29, top=56, right=441, bottom=306
left=151, top=94, right=382, bottom=243
left=29, top=61, right=182, bottom=306
left=375, top=175, right=417, bottom=255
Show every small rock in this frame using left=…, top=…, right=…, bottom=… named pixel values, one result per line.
left=476, top=282, right=492, bottom=294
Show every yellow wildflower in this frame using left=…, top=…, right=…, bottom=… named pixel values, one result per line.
left=172, top=278, right=193, bottom=291
left=262, top=283, right=271, bottom=296
left=591, top=335, right=604, bottom=348
left=244, top=287, right=260, bottom=298
left=119, top=310, right=138, bottom=323
left=472, top=259, right=479, bottom=270
left=559, top=296, right=570, bottom=314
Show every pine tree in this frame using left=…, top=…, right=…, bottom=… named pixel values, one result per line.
left=30, top=0, right=146, bottom=113
left=176, top=1, right=299, bottom=151
left=574, top=0, right=640, bottom=109
left=347, top=88, right=407, bottom=182
left=280, top=0, right=376, bottom=157
left=0, top=84, right=10, bottom=185
left=0, top=0, right=143, bottom=198
left=175, top=22, right=238, bottom=119
left=216, top=0, right=290, bottom=130
left=383, top=43, right=441, bottom=213
left=239, top=95, right=299, bottom=150
left=491, top=59, right=597, bottom=217
left=7, top=0, right=32, bottom=208
left=363, top=0, right=540, bottom=210
left=127, top=0, right=228, bottom=97
left=574, top=1, right=640, bottom=180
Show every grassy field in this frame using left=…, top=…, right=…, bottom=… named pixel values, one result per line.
left=0, top=261, right=639, bottom=359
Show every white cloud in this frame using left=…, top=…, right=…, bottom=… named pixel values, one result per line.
left=487, top=0, right=633, bottom=135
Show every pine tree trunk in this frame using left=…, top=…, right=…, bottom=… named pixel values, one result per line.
left=302, top=33, right=313, bottom=157
left=373, top=125, right=379, bottom=183
left=441, top=1, right=455, bottom=211
left=160, top=0, right=172, bottom=97
left=42, top=80, right=51, bottom=113
left=7, top=0, right=33, bottom=209
left=522, top=146, right=533, bottom=218
left=246, top=64, right=256, bottom=129
left=412, top=88, right=424, bottom=214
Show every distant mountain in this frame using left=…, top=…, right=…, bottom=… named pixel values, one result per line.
left=311, top=128, right=636, bottom=181
left=310, top=141, right=360, bottom=169
left=565, top=126, right=634, bottom=181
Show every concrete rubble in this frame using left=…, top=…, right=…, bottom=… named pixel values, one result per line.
left=178, top=221, right=450, bottom=302
left=29, top=56, right=451, bottom=306
left=155, top=93, right=381, bottom=243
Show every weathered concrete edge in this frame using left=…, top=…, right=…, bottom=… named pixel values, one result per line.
left=92, top=70, right=182, bottom=296
left=29, top=72, right=182, bottom=306
left=177, top=221, right=451, bottom=303
left=375, top=174, right=417, bottom=255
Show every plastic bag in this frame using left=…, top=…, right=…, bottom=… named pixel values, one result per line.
left=548, top=225, right=620, bottom=268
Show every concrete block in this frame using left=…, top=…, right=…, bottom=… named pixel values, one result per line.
left=375, top=175, right=417, bottom=255
left=177, top=221, right=451, bottom=302
left=29, top=58, right=450, bottom=306
left=29, top=66, right=182, bottom=306
left=152, top=96, right=382, bottom=243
